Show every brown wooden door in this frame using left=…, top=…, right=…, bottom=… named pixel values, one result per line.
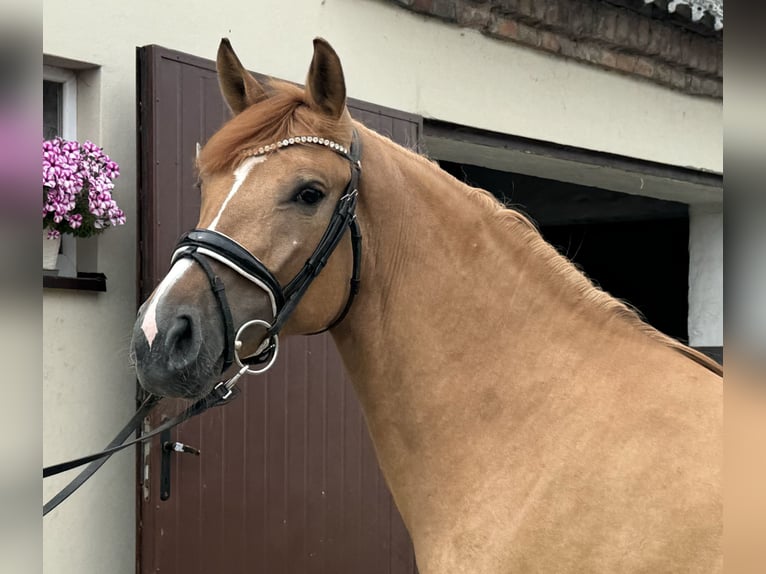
left=136, top=45, right=421, bottom=574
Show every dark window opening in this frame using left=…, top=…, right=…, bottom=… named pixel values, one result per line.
left=43, top=79, right=63, bottom=139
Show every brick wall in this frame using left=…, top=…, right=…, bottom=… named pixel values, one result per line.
left=388, top=0, right=722, bottom=98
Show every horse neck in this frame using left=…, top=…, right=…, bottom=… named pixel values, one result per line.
left=330, top=125, right=668, bottom=534
left=334, top=126, right=643, bottom=391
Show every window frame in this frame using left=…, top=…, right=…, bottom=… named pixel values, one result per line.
left=43, top=65, right=78, bottom=277
left=43, top=65, right=77, bottom=139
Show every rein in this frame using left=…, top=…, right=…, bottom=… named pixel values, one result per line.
left=43, top=129, right=363, bottom=516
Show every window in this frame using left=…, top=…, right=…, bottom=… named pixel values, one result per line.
left=43, top=65, right=77, bottom=140
left=43, top=65, right=77, bottom=277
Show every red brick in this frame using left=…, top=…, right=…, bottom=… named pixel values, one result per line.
left=518, top=0, right=534, bottom=19
left=656, top=25, right=675, bottom=61
left=544, top=2, right=561, bottom=27
left=516, top=21, right=541, bottom=46
left=689, top=75, right=703, bottom=94
left=456, top=1, right=492, bottom=27
left=488, top=14, right=519, bottom=40
left=572, top=42, right=600, bottom=64
left=411, top=0, right=433, bottom=13
left=540, top=30, right=561, bottom=53
left=649, top=24, right=669, bottom=57
left=599, top=48, right=617, bottom=69
left=569, top=2, right=595, bottom=36
left=701, top=40, right=723, bottom=77
left=634, top=56, right=655, bottom=78
left=431, top=0, right=456, bottom=20
left=714, top=44, right=723, bottom=77
left=627, top=15, right=640, bottom=48
left=556, top=35, right=576, bottom=58
left=667, top=33, right=683, bottom=62
left=653, top=61, right=674, bottom=85
left=531, top=0, right=547, bottom=21
left=668, top=67, right=687, bottom=91
left=637, top=17, right=651, bottom=48
left=701, top=78, right=722, bottom=98
left=698, top=41, right=718, bottom=75
left=614, top=53, right=637, bottom=73
left=685, top=35, right=702, bottom=70
left=680, top=34, right=695, bottom=69
left=495, top=0, right=518, bottom=13
left=550, top=1, right=571, bottom=29
left=595, top=11, right=618, bottom=43
left=614, top=11, right=631, bottom=46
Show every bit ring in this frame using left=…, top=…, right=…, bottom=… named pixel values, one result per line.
left=233, top=319, right=279, bottom=375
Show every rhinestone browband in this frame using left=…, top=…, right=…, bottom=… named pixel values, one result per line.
left=240, top=136, right=349, bottom=160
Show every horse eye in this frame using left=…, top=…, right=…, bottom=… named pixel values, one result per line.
left=294, top=188, right=325, bottom=206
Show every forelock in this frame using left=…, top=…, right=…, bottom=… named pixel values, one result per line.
left=198, top=80, right=351, bottom=174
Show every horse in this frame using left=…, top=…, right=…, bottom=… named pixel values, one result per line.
left=131, top=37, right=722, bottom=573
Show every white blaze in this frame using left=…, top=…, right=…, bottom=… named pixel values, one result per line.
left=208, top=155, right=266, bottom=231
left=140, top=155, right=267, bottom=347
left=140, top=258, right=193, bottom=348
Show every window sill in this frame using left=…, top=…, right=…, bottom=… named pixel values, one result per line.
left=43, top=272, right=107, bottom=292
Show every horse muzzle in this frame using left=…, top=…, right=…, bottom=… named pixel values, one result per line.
left=131, top=304, right=221, bottom=398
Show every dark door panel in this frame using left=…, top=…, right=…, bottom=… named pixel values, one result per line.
left=137, top=44, right=419, bottom=574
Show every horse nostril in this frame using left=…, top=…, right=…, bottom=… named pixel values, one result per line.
left=165, top=314, right=200, bottom=366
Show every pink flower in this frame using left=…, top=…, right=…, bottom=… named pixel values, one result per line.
left=42, top=137, right=125, bottom=237
left=67, top=214, right=82, bottom=228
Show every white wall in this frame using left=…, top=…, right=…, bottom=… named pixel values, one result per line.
left=688, top=204, right=723, bottom=346
left=42, top=1, right=723, bottom=573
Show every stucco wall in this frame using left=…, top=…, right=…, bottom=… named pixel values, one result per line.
left=688, top=204, right=723, bottom=346
left=42, top=1, right=722, bottom=573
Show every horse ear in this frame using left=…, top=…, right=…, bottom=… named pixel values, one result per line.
left=305, top=38, right=347, bottom=119
left=216, top=38, right=267, bottom=114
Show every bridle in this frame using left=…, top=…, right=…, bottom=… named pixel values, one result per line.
left=43, top=129, right=364, bottom=515
left=172, top=129, right=362, bottom=376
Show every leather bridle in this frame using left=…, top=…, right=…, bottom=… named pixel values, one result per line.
left=43, top=129, right=364, bottom=515
left=172, top=129, right=362, bottom=374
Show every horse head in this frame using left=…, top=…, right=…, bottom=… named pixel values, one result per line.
left=131, top=38, right=360, bottom=398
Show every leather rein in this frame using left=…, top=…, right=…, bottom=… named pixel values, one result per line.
left=43, top=130, right=363, bottom=516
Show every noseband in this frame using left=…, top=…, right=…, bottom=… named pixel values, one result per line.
left=171, top=130, right=363, bottom=374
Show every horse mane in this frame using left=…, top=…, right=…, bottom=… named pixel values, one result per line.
left=361, top=126, right=723, bottom=377
left=198, top=80, right=351, bottom=174
left=511, top=219, right=724, bottom=376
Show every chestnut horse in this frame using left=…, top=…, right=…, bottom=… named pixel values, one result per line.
left=131, top=38, right=722, bottom=573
